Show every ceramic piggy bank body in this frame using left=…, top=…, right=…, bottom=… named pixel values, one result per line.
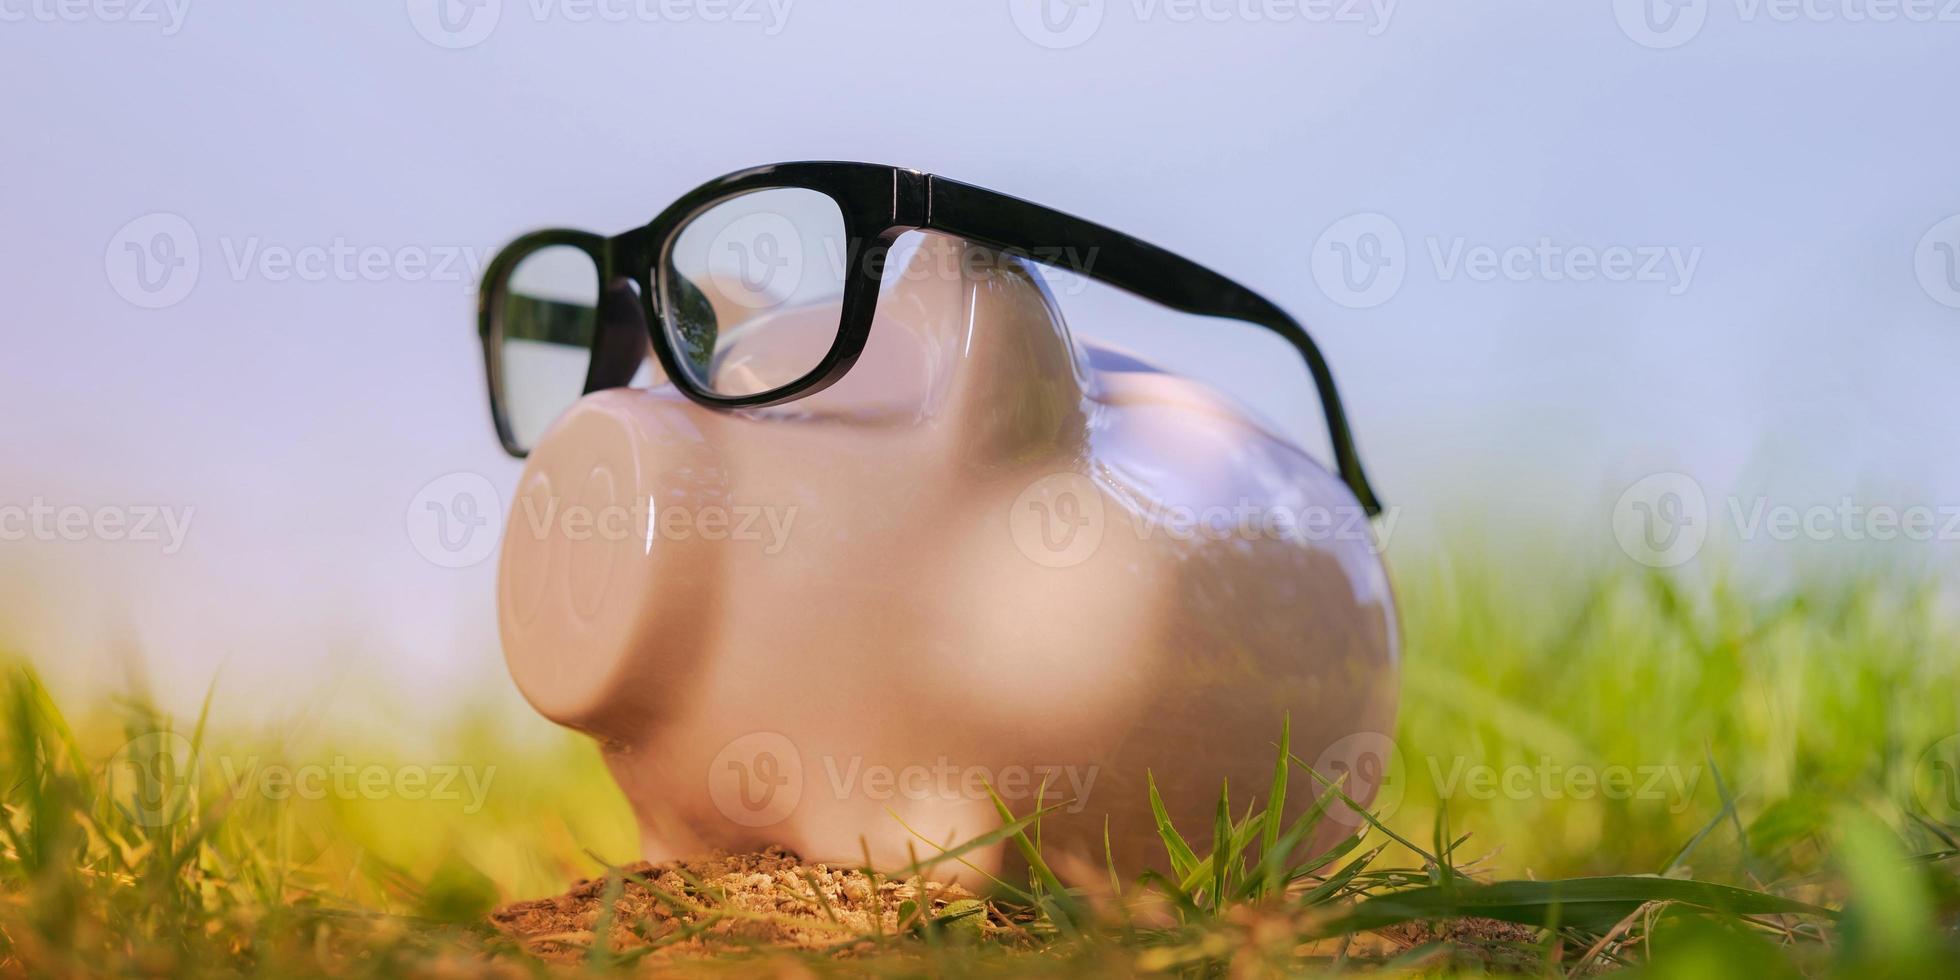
left=498, top=235, right=1397, bottom=882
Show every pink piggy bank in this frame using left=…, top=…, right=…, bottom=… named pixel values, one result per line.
left=496, top=234, right=1397, bottom=883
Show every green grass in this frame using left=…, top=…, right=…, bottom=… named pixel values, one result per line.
left=3, top=551, right=1958, bottom=975
left=1394, top=555, right=1960, bottom=881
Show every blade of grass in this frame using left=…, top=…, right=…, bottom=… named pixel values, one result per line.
left=1264, top=713, right=1290, bottom=857
left=1663, top=794, right=1736, bottom=876
left=1294, top=843, right=1388, bottom=908
left=1316, top=875, right=1835, bottom=937
left=984, top=783, right=1085, bottom=931
left=1103, top=815, right=1121, bottom=899
left=881, top=800, right=1071, bottom=881
left=1210, top=780, right=1231, bottom=914
left=1147, top=771, right=1199, bottom=882
left=1287, top=750, right=1467, bottom=881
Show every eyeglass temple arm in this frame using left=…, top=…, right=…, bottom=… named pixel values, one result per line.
left=923, top=175, right=1384, bottom=517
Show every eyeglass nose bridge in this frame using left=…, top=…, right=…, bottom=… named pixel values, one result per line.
left=582, top=276, right=651, bottom=394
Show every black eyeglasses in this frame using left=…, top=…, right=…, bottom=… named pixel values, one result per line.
left=478, top=161, right=1383, bottom=516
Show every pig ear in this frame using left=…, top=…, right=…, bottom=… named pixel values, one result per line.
left=929, top=238, right=1093, bottom=461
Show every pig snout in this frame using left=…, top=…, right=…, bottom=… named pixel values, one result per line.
left=498, top=388, right=725, bottom=737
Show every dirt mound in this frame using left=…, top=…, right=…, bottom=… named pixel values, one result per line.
left=490, top=847, right=981, bottom=962
left=492, top=848, right=1545, bottom=972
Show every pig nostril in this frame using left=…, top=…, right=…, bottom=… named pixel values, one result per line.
left=566, top=462, right=622, bottom=621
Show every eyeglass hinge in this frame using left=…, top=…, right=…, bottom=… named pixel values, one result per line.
left=894, top=169, right=928, bottom=229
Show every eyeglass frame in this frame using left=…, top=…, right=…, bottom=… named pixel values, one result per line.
left=478, top=160, right=1383, bottom=516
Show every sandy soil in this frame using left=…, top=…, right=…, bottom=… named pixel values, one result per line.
left=490, top=846, right=982, bottom=962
